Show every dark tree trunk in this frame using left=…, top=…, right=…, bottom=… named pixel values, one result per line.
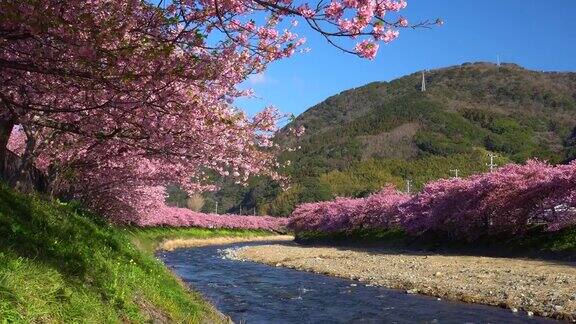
left=11, top=128, right=37, bottom=192
left=0, top=116, right=15, bottom=180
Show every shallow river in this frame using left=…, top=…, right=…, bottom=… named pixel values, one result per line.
left=158, top=242, right=555, bottom=323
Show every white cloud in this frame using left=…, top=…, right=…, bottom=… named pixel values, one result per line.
left=247, top=72, right=276, bottom=85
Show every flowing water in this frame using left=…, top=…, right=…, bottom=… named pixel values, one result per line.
left=158, top=242, right=555, bottom=323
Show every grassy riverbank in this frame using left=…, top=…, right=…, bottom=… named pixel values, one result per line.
left=295, top=228, right=576, bottom=260
left=0, top=184, right=271, bottom=322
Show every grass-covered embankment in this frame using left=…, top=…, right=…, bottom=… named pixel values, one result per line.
left=295, top=228, right=576, bottom=260
left=0, top=184, right=271, bottom=322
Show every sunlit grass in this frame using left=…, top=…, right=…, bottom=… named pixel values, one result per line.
left=0, top=184, right=271, bottom=322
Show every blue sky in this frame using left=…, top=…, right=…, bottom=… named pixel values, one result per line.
left=237, top=0, right=576, bottom=118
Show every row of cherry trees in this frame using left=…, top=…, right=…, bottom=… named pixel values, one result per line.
left=139, top=208, right=288, bottom=230
left=127, top=186, right=288, bottom=229
left=288, top=160, right=576, bottom=241
left=10, top=132, right=287, bottom=229
left=289, top=186, right=409, bottom=233
left=1, top=0, right=426, bottom=223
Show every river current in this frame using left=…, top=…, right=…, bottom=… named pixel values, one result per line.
left=158, top=242, right=554, bottom=323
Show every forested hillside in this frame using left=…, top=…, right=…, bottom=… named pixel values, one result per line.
left=202, top=62, right=576, bottom=216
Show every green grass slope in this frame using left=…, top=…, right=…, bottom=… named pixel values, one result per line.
left=0, top=184, right=265, bottom=323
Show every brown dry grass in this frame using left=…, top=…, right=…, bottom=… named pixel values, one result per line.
left=159, top=235, right=294, bottom=251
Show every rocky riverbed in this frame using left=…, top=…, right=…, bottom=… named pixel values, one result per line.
left=225, top=244, right=576, bottom=321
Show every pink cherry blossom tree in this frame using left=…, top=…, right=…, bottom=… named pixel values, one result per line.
left=400, top=160, right=576, bottom=241
left=288, top=161, right=576, bottom=241
left=2, top=0, right=432, bottom=223
left=289, top=186, right=409, bottom=233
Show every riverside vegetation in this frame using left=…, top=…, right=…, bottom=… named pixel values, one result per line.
left=288, top=160, right=576, bottom=244
left=0, top=184, right=273, bottom=322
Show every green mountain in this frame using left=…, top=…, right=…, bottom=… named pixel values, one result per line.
left=204, top=62, right=576, bottom=216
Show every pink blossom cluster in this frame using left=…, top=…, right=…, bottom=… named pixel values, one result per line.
left=288, top=160, right=576, bottom=241
left=289, top=186, right=410, bottom=233
left=6, top=127, right=25, bottom=156
left=137, top=207, right=288, bottom=231
left=401, top=160, right=576, bottom=241
left=109, top=186, right=287, bottom=230
left=2, top=1, right=291, bottom=195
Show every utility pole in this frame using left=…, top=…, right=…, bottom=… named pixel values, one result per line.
left=405, top=179, right=412, bottom=194
left=449, top=169, right=460, bottom=178
left=487, top=154, right=498, bottom=172
left=421, top=71, right=426, bottom=92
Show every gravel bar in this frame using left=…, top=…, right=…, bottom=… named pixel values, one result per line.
left=227, top=244, right=576, bottom=321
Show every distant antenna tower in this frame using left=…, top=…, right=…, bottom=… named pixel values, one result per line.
left=421, top=71, right=426, bottom=92
left=487, top=154, right=498, bottom=172
left=449, top=169, right=460, bottom=178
